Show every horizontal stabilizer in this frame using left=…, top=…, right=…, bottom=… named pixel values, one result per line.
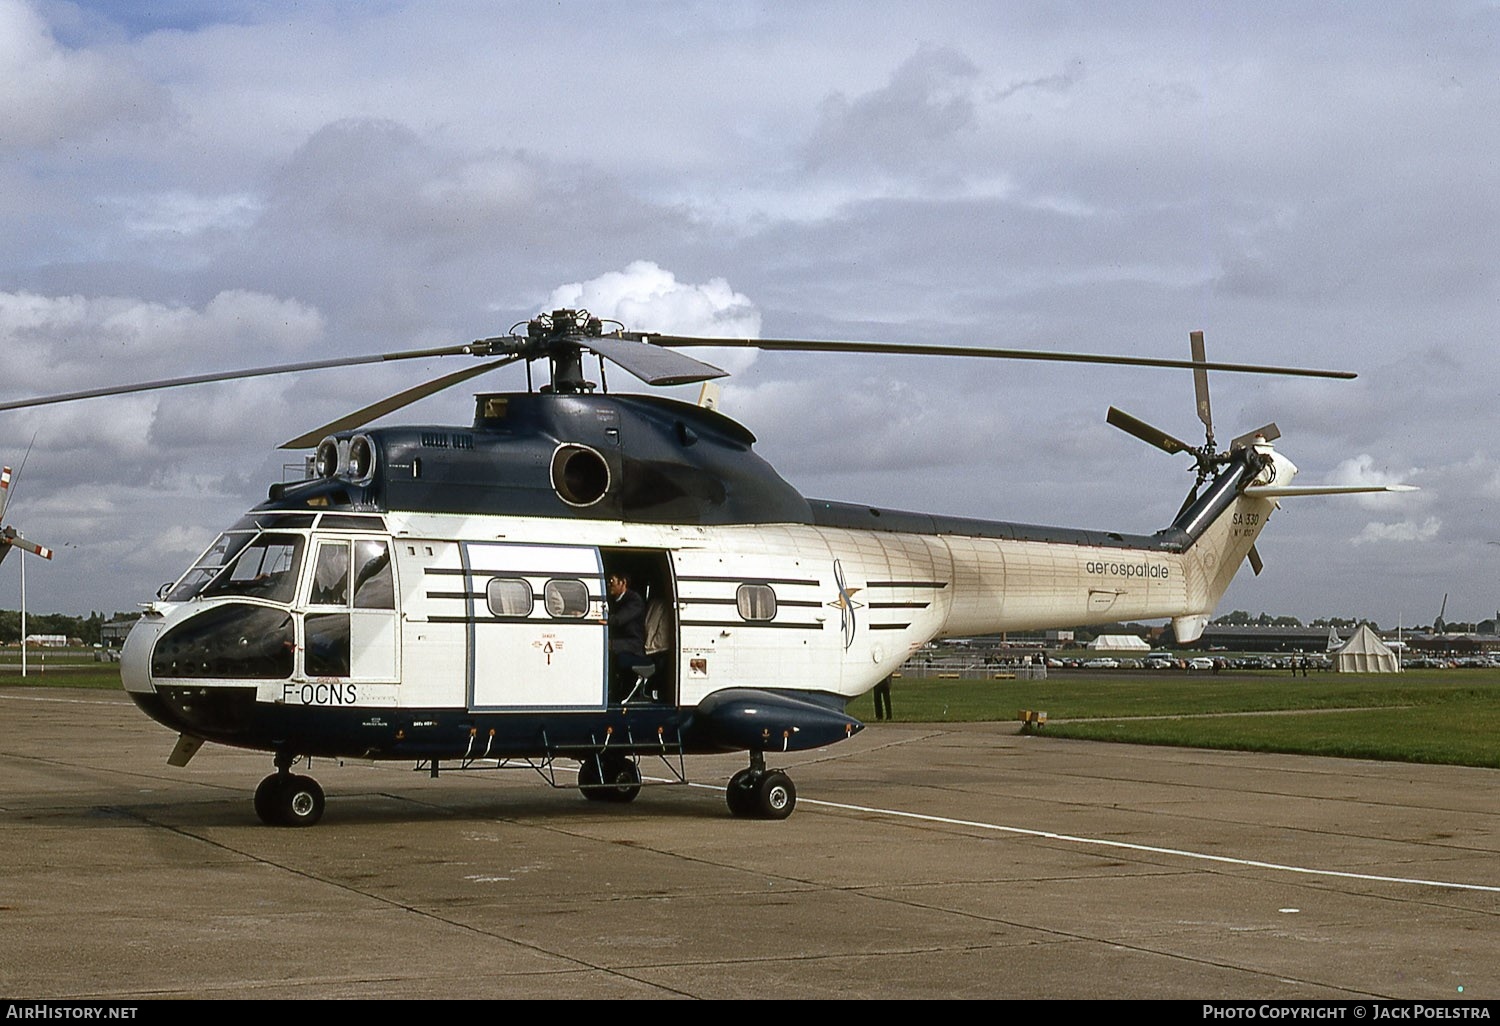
left=1243, top=483, right=1417, bottom=498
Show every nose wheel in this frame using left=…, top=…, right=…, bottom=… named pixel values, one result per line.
left=726, top=756, right=797, bottom=820
left=254, top=770, right=326, bottom=827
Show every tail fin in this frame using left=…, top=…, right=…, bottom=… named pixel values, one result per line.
left=1167, top=443, right=1414, bottom=642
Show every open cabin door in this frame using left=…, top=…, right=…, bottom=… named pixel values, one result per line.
left=464, top=542, right=607, bottom=710
left=600, top=548, right=678, bottom=707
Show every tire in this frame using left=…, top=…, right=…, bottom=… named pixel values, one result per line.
left=754, top=771, right=796, bottom=820
left=601, top=759, right=642, bottom=803
left=254, top=773, right=284, bottom=825
left=578, top=757, right=608, bottom=801
left=726, top=768, right=758, bottom=817
left=579, top=754, right=641, bottom=803
left=280, top=774, right=325, bottom=827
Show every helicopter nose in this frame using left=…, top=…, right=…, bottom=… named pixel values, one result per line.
left=120, top=616, right=166, bottom=695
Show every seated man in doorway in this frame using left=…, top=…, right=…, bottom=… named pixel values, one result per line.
left=606, top=571, right=650, bottom=701
left=642, top=594, right=671, bottom=703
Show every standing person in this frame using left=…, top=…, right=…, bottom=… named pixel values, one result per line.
left=606, top=571, right=647, bottom=699
left=872, top=673, right=893, bottom=721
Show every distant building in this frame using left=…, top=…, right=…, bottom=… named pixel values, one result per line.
left=99, top=618, right=137, bottom=648
left=1186, top=624, right=1344, bottom=652
left=24, top=634, right=68, bottom=648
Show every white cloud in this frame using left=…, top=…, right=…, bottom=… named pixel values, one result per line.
left=0, top=289, right=326, bottom=395
left=0, top=0, right=169, bottom=150
left=548, top=261, right=763, bottom=376
left=1352, top=517, right=1442, bottom=545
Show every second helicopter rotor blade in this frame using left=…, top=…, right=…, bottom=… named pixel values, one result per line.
left=280, top=357, right=518, bottom=449
left=643, top=335, right=1358, bottom=380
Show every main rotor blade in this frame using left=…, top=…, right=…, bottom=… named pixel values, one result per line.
left=587, top=335, right=727, bottom=386
left=280, top=357, right=518, bottom=449
left=1106, top=407, right=1196, bottom=455
left=1190, top=330, right=1212, bottom=434
left=644, top=335, right=1358, bottom=380
left=0, top=342, right=494, bottom=413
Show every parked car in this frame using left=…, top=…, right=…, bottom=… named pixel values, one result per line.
left=1187, top=657, right=1215, bottom=671
left=1082, top=658, right=1121, bottom=669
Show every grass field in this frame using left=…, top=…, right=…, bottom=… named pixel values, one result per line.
left=7, top=653, right=1499, bottom=770
left=848, top=668, right=1500, bottom=770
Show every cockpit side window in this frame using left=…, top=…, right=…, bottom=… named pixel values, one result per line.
left=307, top=539, right=394, bottom=609
left=352, top=540, right=394, bottom=609
left=200, top=533, right=304, bottom=604
left=310, top=542, right=351, bottom=606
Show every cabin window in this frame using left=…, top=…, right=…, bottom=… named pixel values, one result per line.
left=486, top=578, right=534, bottom=618
left=544, top=579, right=590, bottom=618
left=199, top=533, right=304, bottom=605
left=736, top=583, right=777, bottom=621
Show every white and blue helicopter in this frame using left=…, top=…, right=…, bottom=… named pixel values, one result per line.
left=0, top=314, right=1410, bottom=826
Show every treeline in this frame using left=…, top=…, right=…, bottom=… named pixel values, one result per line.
left=0, top=610, right=140, bottom=646
left=1212, top=611, right=1399, bottom=632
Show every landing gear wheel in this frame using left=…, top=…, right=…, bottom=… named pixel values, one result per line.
left=726, top=768, right=797, bottom=819
left=254, top=773, right=325, bottom=826
left=753, top=770, right=796, bottom=820
left=281, top=774, right=326, bottom=826
left=254, top=773, right=283, bottom=825
left=578, top=754, right=641, bottom=804
left=726, top=768, right=758, bottom=817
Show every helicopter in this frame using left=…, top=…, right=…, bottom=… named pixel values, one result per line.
left=0, top=311, right=1412, bottom=826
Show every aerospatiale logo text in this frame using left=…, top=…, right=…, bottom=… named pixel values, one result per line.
left=1085, top=560, right=1170, bottom=580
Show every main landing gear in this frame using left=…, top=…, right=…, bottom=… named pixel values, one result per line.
left=254, top=753, right=326, bottom=826
left=725, top=752, right=796, bottom=820
left=578, top=750, right=643, bottom=803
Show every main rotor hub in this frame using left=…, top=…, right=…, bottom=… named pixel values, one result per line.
left=524, top=308, right=607, bottom=394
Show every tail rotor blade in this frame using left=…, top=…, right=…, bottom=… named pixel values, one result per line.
left=1231, top=422, right=1281, bottom=450
left=1107, top=407, right=1196, bottom=456
left=0, top=466, right=10, bottom=524
left=1190, top=330, right=1213, bottom=438
left=1247, top=545, right=1264, bottom=576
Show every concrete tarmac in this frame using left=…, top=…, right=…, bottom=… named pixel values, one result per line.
left=2, top=684, right=1498, bottom=1001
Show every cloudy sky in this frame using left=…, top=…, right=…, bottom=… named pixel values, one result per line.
left=1, top=0, right=1495, bottom=630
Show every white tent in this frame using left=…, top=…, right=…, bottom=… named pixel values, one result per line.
left=1331, top=624, right=1401, bottom=673
left=1088, top=634, right=1151, bottom=652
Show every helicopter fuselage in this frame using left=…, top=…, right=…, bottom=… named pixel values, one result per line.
left=116, top=389, right=1289, bottom=820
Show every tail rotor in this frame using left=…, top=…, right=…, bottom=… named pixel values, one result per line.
left=1107, top=331, right=1275, bottom=573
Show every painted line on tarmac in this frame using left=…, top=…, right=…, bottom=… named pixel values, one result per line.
left=686, top=782, right=1500, bottom=894
left=0, top=691, right=132, bottom=706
